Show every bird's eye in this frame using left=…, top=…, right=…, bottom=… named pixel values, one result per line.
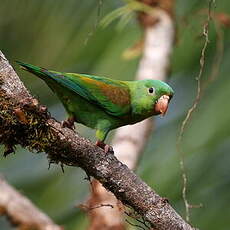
left=148, top=87, right=155, bottom=94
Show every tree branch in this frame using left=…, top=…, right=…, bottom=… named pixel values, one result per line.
left=0, top=176, right=62, bottom=230
left=0, top=51, right=193, bottom=230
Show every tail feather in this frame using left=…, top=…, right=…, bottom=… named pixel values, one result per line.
left=16, top=61, right=50, bottom=80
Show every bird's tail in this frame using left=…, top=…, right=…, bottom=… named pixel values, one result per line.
left=16, top=61, right=52, bottom=80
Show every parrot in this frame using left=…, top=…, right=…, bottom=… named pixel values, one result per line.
left=17, top=61, right=174, bottom=152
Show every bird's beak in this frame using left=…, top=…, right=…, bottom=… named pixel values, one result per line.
left=154, top=95, right=170, bottom=116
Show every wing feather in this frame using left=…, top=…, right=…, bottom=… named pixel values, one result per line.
left=45, top=70, right=131, bottom=117
left=17, top=62, right=131, bottom=116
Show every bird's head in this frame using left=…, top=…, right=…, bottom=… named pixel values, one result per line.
left=130, top=79, right=174, bottom=117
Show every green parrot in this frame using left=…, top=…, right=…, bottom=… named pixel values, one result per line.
left=17, top=61, right=174, bottom=152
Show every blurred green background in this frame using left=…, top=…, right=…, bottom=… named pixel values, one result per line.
left=1, top=0, right=230, bottom=229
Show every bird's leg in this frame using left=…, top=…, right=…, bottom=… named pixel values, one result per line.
left=95, top=140, right=114, bottom=154
left=61, top=116, right=76, bottom=130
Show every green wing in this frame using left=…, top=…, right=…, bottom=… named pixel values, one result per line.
left=17, top=62, right=131, bottom=117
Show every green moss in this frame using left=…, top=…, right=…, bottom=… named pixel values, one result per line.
left=0, top=91, right=60, bottom=158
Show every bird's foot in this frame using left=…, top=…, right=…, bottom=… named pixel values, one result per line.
left=96, top=140, right=114, bottom=154
left=61, top=116, right=75, bottom=130
left=104, top=144, right=114, bottom=154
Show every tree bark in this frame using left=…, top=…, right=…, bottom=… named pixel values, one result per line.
left=0, top=51, right=193, bottom=230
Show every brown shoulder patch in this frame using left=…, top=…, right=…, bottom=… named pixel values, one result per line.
left=82, top=77, right=130, bottom=106
left=101, top=84, right=130, bottom=106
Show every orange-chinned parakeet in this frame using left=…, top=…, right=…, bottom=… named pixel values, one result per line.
left=17, top=62, right=174, bottom=152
